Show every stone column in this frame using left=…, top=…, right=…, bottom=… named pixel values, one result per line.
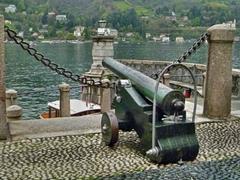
left=59, top=83, right=70, bottom=117
left=203, top=24, right=235, bottom=119
left=0, top=16, right=9, bottom=140
left=81, top=36, right=114, bottom=105
left=100, top=79, right=112, bottom=113
left=6, top=89, right=17, bottom=108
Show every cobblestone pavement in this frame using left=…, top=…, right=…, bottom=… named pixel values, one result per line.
left=0, top=120, right=239, bottom=179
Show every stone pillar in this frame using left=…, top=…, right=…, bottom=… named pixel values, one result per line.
left=0, top=15, right=9, bottom=140
left=100, top=79, right=112, bottom=113
left=81, top=21, right=114, bottom=106
left=91, top=36, right=114, bottom=73
left=6, top=89, right=17, bottom=108
left=59, top=83, right=70, bottom=117
left=6, top=105, right=22, bottom=121
left=203, top=24, right=235, bottom=119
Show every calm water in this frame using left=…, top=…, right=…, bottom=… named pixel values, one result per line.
left=5, top=41, right=240, bottom=119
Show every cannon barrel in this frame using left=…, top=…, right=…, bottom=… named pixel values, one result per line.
left=103, top=58, right=185, bottom=115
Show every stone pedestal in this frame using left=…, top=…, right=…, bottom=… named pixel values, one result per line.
left=81, top=36, right=114, bottom=106
left=6, top=89, right=17, bottom=108
left=203, top=24, right=235, bottom=119
left=90, top=36, right=114, bottom=73
left=59, top=83, right=70, bottom=117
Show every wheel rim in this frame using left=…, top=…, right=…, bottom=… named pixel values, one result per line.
left=101, top=111, right=119, bottom=146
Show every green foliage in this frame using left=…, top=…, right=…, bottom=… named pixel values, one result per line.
left=2, top=0, right=240, bottom=40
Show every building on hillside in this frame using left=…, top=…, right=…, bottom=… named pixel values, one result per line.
left=31, top=32, right=39, bottom=38
left=74, top=26, right=85, bottom=37
left=56, top=15, right=67, bottom=22
left=17, top=31, right=24, bottom=38
left=162, top=36, right=170, bottom=43
left=145, top=33, right=151, bottom=39
left=153, top=37, right=161, bottom=42
left=4, top=20, right=12, bottom=24
left=38, top=35, right=45, bottom=40
left=176, top=37, right=185, bottom=43
left=5, top=5, right=16, bottom=13
left=110, top=29, right=118, bottom=38
left=126, top=32, right=134, bottom=37
left=182, top=16, right=189, bottom=21
left=48, top=12, right=56, bottom=17
left=39, top=29, right=48, bottom=34
left=225, top=19, right=236, bottom=28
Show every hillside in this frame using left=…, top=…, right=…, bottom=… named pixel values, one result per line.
left=1, top=0, right=240, bottom=40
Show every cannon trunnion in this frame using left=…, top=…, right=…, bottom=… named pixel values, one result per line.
left=101, top=58, right=199, bottom=164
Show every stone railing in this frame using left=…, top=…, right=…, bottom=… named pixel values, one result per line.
left=118, top=59, right=240, bottom=98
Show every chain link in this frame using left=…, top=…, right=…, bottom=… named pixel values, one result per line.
left=150, top=32, right=209, bottom=79
left=4, top=26, right=112, bottom=88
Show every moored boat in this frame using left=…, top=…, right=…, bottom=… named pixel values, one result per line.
left=40, top=99, right=101, bottom=119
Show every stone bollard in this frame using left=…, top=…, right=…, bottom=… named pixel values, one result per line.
left=59, top=83, right=70, bottom=117
left=6, top=105, right=22, bottom=121
left=203, top=24, right=235, bottom=119
left=6, top=89, right=17, bottom=108
left=100, top=79, right=112, bottom=113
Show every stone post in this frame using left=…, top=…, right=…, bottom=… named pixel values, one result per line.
left=59, top=83, right=70, bottom=117
left=6, top=89, right=17, bottom=108
left=81, top=20, right=114, bottom=106
left=0, top=15, right=9, bottom=140
left=203, top=24, right=235, bottom=119
left=100, top=79, right=112, bottom=113
left=6, top=105, right=22, bottom=121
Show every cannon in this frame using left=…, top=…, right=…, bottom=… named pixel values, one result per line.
left=101, top=58, right=199, bottom=164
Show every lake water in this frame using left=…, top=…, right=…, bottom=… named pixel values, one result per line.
left=5, top=41, right=240, bottom=119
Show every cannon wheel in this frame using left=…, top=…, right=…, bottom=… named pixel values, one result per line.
left=101, top=111, right=119, bottom=146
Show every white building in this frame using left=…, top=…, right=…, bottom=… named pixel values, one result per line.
left=4, top=20, right=12, bottom=24
left=110, top=29, right=118, bottom=38
left=162, top=37, right=170, bottom=43
left=56, top=15, right=67, bottom=22
left=145, top=33, right=151, bottom=39
left=153, top=37, right=161, bottom=42
left=176, top=37, right=185, bottom=43
left=74, top=26, right=85, bottom=37
left=17, top=31, right=24, bottom=38
left=5, top=5, right=16, bottom=13
left=97, top=28, right=111, bottom=36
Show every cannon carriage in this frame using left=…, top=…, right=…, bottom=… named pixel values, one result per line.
left=101, top=58, right=199, bottom=164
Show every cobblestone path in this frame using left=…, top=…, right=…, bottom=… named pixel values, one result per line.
left=0, top=120, right=239, bottom=179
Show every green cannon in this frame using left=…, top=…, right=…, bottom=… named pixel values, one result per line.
left=101, top=58, right=199, bottom=164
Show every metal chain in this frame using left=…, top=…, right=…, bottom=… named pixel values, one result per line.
left=4, top=26, right=112, bottom=88
left=151, top=32, right=210, bottom=79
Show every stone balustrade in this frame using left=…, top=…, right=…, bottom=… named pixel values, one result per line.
left=118, top=59, right=240, bottom=98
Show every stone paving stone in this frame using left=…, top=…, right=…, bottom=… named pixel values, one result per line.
left=0, top=120, right=239, bottom=179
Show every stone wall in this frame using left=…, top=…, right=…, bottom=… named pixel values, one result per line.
left=118, top=59, right=240, bottom=97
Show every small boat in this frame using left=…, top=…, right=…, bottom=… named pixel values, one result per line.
left=40, top=99, right=101, bottom=119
